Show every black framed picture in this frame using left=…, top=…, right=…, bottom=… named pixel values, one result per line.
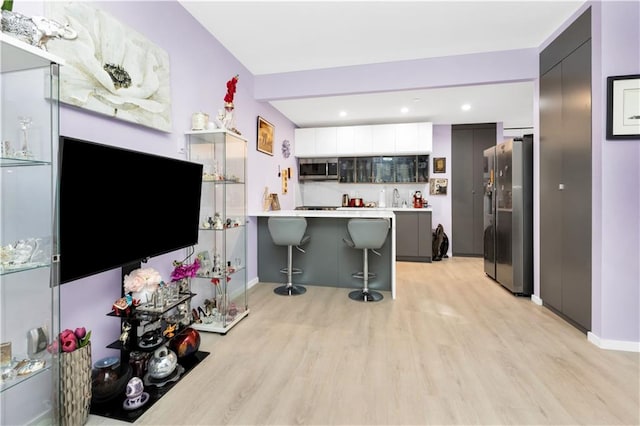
left=433, top=157, right=446, bottom=173
left=257, top=116, right=274, bottom=155
left=607, top=74, right=640, bottom=140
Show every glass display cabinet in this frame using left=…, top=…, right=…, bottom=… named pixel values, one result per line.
left=0, top=33, right=62, bottom=425
left=186, top=130, right=248, bottom=334
left=335, top=155, right=429, bottom=184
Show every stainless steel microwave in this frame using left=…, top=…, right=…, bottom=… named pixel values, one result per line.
left=298, top=158, right=339, bottom=180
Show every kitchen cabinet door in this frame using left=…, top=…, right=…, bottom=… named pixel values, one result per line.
left=395, top=123, right=419, bottom=153
left=294, top=128, right=315, bottom=157
left=336, top=126, right=355, bottom=155
left=417, top=122, right=433, bottom=153
left=353, top=125, right=373, bottom=155
left=396, top=211, right=432, bottom=261
left=372, top=124, right=395, bottom=154
left=315, top=127, right=337, bottom=156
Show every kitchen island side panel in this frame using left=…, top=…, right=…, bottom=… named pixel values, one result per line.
left=257, top=216, right=392, bottom=292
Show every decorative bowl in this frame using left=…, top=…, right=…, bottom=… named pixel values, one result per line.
left=91, top=363, right=132, bottom=404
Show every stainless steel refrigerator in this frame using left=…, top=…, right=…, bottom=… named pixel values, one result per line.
left=483, top=135, right=533, bottom=295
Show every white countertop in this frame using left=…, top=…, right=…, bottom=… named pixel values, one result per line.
left=337, top=207, right=432, bottom=212
left=252, top=209, right=394, bottom=218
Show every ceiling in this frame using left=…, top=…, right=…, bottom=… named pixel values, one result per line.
left=179, top=1, right=586, bottom=129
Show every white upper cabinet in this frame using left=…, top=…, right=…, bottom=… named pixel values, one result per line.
left=296, top=122, right=432, bottom=157
left=336, top=126, right=355, bottom=155
left=396, top=122, right=433, bottom=154
left=294, top=128, right=316, bottom=157
left=314, top=127, right=337, bottom=157
left=395, top=123, right=419, bottom=153
left=417, top=122, right=433, bottom=153
left=337, top=125, right=373, bottom=156
left=353, top=125, right=373, bottom=154
left=372, top=124, right=396, bottom=154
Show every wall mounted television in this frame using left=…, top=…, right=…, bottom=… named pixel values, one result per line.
left=58, top=136, right=203, bottom=284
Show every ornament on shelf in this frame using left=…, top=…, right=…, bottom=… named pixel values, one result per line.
left=218, top=74, right=240, bottom=134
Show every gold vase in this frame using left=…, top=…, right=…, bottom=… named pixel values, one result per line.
left=60, top=342, right=92, bottom=426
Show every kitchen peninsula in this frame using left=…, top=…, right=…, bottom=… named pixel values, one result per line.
left=255, top=210, right=397, bottom=299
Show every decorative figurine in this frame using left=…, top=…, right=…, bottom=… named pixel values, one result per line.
left=212, top=213, right=223, bottom=230
left=119, top=321, right=132, bottom=346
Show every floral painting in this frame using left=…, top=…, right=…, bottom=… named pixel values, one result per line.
left=45, top=2, right=172, bottom=132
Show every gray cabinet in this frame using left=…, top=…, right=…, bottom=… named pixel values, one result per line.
left=396, top=211, right=432, bottom=262
left=539, top=8, right=591, bottom=332
left=452, top=123, right=496, bottom=256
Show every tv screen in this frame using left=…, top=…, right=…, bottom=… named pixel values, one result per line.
left=58, top=136, right=203, bottom=284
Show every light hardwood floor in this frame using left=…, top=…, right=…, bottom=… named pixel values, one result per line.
left=88, top=257, right=639, bottom=425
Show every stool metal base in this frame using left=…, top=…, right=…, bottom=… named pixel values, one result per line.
left=274, top=284, right=307, bottom=296
left=349, top=289, right=383, bottom=302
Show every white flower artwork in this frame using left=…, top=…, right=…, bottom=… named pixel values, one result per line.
left=45, top=2, right=172, bottom=132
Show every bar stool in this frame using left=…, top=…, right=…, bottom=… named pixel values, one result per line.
left=268, top=217, right=310, bottom=296
left=344, top=218, right=390, bottom=302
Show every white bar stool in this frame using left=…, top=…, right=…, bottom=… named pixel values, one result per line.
left=343, top=218, right=390, bottom=302
left=267, top=217, right=310, bottom=296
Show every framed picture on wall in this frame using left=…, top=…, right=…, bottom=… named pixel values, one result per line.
left=433, top=157, right=446, bottom=173
left=606, top=74, right=640, bottom=140
left=257, top=116, right=275, bottom=155
left=429, top=178, right=448, bottom=195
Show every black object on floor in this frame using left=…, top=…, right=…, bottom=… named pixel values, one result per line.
left=89, top=350, right=209, bottom=423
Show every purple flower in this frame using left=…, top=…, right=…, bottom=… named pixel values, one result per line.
left=74, top=327, right=86, bottom=340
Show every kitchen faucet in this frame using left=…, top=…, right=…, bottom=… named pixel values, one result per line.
left=392, top=188, right=400, bottom=207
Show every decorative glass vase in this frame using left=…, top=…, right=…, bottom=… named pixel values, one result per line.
left=60, top=342, right=92, bottom=426
left=132, top=288, right=155, bottom=307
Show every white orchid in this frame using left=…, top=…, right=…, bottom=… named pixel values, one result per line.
left=45, top=2, right=172, bottom=132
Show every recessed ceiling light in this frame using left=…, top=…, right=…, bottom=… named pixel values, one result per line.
left=400, top=107, right=409, bottom=114
left=461, top=104, right=471, bottom=111
left=339, top=111, right=347, bottom=117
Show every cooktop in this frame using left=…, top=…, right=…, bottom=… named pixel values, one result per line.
left=294, top=206, right=338, bottom=210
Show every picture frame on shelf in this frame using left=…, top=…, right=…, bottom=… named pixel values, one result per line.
left=269, top=193, right=281, bottom=210
left=257, top=116, right=274, bottom=155
left=606, top=74, right=640, bottom=140
left=433, top=157, right=446, bottom=173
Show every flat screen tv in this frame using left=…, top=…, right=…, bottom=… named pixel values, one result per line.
left=58, top=135, right=203, bottom=284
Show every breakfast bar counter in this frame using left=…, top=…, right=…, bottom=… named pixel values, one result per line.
left=254, top=210, right=396, bottom=299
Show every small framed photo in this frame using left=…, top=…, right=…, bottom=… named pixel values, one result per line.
left=257, top=116, right=275, bottom=155
left=433, top=157, right=446, bottom=173
left=430, top=178, right=448, bottom=195
left=607, top=74, right=640, bottom=140
left=270, top=193, right=280, bottom=210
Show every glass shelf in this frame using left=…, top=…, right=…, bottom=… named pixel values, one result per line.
left=0, top=358, right=52, bottom=393
left=0, top=157, right=51, bottom=167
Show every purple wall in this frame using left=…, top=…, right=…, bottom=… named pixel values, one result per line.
left=255, top=48, right=538, bottom=100
left=596, top=1, right=640, bottom=344
left=13, top=1, right=638, bottom=357
left=18, top=0, right=298, bottom=361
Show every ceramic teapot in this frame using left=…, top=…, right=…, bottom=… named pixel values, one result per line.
left=147, top=346, right=178, bottom=379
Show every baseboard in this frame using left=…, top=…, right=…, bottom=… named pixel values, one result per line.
left=588, top=332, right=640, bottom=352
left=530, top=294, right=543, bottom=305
left=248, top=277, right=259, bottom=289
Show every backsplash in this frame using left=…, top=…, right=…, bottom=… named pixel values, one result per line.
left=298, top=181, right=430, bottom=207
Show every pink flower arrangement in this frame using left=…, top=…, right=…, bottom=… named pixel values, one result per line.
left=49, top=327, right=91, bottom=353
left=170, top=258, right=200, bottom=282
left=123, top=267, right=162, bottom=293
